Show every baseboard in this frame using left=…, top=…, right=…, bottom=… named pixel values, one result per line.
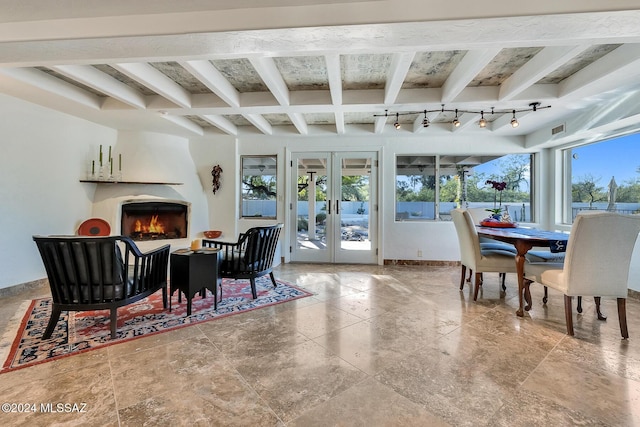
left=0, top=278, right=48, bottom=298
left=629, top=288, right=640, bottom=301
left=384, top=259, right=460, bottom=266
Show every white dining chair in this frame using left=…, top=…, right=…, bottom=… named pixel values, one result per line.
left=466, top=207, right=518, bottom=254
left=524, top=211, right=640, bottom=338
left=451, top=208, right=517, bottom=300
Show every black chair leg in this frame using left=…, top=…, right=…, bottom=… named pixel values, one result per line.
left=577, top=296, right=583, bottom=313
left=500, top=273, right=506, bottom=291
left=594, top=296, right=607, bottom=321
left=269, top=272, right=278, bottom=288
left=43, top=306, right=62, bottom=339
left=250, top=278, right=258, bottom=299
left=110, top=308, right=118, bottom=339
left=459, top=265, right=466, bottom=290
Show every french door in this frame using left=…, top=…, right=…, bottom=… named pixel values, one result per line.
left=290, top=151, right=378, bottom=264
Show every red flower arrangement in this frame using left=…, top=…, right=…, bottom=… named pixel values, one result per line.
left=486, top=180, right=507, bottom=215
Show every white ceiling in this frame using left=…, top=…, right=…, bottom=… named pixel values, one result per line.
left=2, top=1, right=640, bottom=145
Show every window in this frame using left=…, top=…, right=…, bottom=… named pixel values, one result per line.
left=564, top=133, right=640, bottom=222
left=241, top=156, right=277, bottom=218
left=396, top=156, right=436, bottom=220
left=396, top=154, right=533, bottom=222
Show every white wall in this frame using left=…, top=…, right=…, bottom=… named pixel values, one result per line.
left=89, top=131, right=210, bottom=252
left=189, top=135, right=238, bottom=240
left=0, top=94, right=116, bottom=289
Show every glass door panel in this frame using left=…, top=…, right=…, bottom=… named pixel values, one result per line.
left=291, top=153, right=332, bottom=263
left=336, top=153, right=375, bottom=263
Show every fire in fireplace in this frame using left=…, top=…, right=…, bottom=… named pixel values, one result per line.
left=121, top=201, right=188, bottom=241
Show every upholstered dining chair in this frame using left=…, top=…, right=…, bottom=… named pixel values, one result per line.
left=466, top=207, right=518, bottom=254
left=524, top=211, right=640, bottom=338
left=451, top=208, right=517, bottom=300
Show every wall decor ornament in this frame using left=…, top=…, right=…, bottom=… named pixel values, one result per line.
left=211, top=165, right=223, bottom=194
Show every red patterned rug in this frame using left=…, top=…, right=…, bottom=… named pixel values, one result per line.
left=0, top=277, right=312, bottom=374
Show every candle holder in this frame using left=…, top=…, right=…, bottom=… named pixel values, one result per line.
left=98, top=163, right=108, bottom=180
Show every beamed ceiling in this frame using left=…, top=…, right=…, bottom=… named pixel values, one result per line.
left=2, top=1, right=640, bottom=145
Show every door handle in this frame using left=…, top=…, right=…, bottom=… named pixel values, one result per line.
left=335, top=200, right=340, bottom=214
left=327, top=200, right=331, bottom=215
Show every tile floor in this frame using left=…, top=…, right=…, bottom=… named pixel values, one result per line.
left=0, top=263, right=639, bottom=426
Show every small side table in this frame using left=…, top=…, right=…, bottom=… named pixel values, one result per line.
left=170, top=248, right=222, bottom=315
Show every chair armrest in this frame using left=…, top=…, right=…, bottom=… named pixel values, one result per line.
left=203, top=235, right=249, bottom=271
left=119, top=237, right=170, bottom=294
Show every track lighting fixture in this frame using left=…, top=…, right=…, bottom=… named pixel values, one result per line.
left=510, top=110, right=519, bottom=128
left=374, top=102, right=549, bottom=130
left=478, top=111, right=487, bottom=128
left=452, top=109, right=460, bottom=127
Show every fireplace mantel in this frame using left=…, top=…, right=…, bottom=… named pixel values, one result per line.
left=80, top=180, right=183, bottom=185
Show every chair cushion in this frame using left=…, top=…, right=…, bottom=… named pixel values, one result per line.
left=480, top=242, right=517, bottom=253
left=524, top=262, right=566, bottom=293
left=527, top=250, right=566, bottom=263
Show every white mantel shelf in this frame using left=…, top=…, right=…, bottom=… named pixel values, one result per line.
left=80, top=180, right=183, bottom=185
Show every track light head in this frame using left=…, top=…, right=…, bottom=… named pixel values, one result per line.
left=510, top=110, right=519, bottom=128
left=394, top=113, right=401, bottom=129
left=453, top=109, right=460, bottom=127
left=478, top=111, right=487, bottom=128
left=422, top=110, right=429, bottom=127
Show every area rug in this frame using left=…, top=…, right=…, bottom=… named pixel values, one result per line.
left=0, top=277, right=312, bottom=374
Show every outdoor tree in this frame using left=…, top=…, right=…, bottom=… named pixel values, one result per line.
left=341, top=175, right=369, bottom=201
left=491, top=154, right=531, bottom=191
left=242, top=175, right=276, bottom=199
left=572, top=174, right=606, bottom=206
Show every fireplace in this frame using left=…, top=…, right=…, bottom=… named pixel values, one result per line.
left=121, top=201, right=188, bottom=241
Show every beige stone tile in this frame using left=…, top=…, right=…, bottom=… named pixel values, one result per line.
left=293, top=273, right=363, bottom=302
left=234, top=340, right=367, bottom=422
left=110, top=335, right=226, bottom=409
left=467, top=304, right=566, bottom=351
left=522, top=353, right=640, bottom=426
left=374, top=343, right=511, bottom=427
left=197, top=307, right=310, bottom=364
left=289, top=302, right=365, bottom=339
left=313, top=318, right=427, bottom=375
left=289, top=377, right=451, bottom=427
left=106, top=322, right=205, bottom=358
left=428, top=326, right=549, bottom=388
left=369, top=300, right=462, bottom=342
left=0, top=347, right=110, bottom=387
left=118, top=371, right=282, bottom=426
left=327, top=291, right=402, bottom=320
left=489, top=388, right=609, bottom=427
left=0, top=359, right=117, bottom=426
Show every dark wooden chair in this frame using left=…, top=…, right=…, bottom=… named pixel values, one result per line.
left=33, top=235, right=170, bottom=339
left=202, top=224, right=283, bottom=299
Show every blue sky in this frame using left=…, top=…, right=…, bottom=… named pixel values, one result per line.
left=571, top=133, right=640, bottom=185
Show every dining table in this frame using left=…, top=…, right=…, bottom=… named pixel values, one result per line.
left=476, top=225, right=569, bottom=316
